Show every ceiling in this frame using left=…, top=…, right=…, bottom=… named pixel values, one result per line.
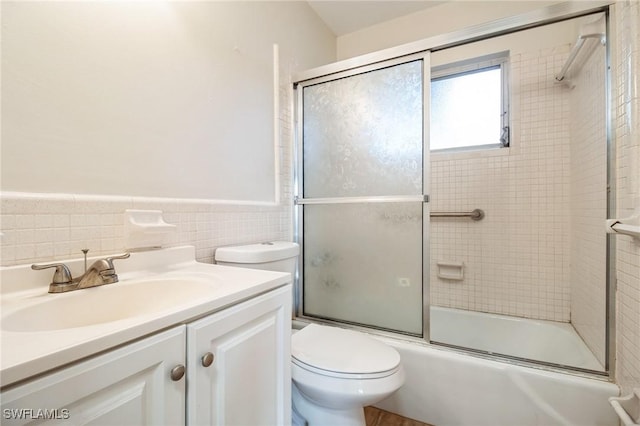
left=307, top=1, right=448, bottom=36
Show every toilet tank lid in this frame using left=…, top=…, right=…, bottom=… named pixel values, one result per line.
left=215, top=241, right=300, bottom=264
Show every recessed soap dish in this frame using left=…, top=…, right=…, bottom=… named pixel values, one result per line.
left=437, top=261, right=464, bottom=281
left=124, top=209, right=177, bottom=250
left=610, top=388, right=640, bottom=426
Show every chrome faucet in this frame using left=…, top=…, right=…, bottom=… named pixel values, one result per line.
left=32, top=252, right=130, bottom=293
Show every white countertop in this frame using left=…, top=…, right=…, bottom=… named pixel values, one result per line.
left=0, top=246, right=291, bottom=388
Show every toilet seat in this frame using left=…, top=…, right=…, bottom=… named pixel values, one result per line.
left=291, top=324, right=401, bottom=379
left=292, top=357, right=400, bottom=379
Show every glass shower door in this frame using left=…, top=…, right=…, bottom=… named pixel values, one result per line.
left=297, top=57, right=429, bottom=336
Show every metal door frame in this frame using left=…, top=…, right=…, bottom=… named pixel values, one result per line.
left=294, top=52, right=431, bottom=340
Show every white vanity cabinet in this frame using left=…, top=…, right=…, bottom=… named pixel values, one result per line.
left=187, top=285, right=292, bottom=426
left=1, top=326, right=186, bottom=426
left=1, top=285, right=291, bottom=426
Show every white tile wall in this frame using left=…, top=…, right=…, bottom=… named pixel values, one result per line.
left=612, top=0, right=640, bottom=395
left=0, top=195, right=291, bottom=265
left=0, top=81, right=295, bottom=270
left=569, top=36, right=608, bottom=367
left=430, top=45, right=573, bottom=322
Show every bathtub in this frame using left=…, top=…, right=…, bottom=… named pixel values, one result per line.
left=293, top=307, right=619, bottom=426
left=372, top=307, right=618, bottom=426
left=429, top=306, right=604, bottom=370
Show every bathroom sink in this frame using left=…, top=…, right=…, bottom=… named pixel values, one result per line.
left=0, top=245, right=293, bottom=389
left=2, top=278, right=215, bottom=332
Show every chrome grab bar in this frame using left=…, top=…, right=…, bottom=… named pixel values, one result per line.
left=431, top=209, right=485, bottom=221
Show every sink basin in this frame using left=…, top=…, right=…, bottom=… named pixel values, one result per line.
left=2, top=278, right=215, bottom=332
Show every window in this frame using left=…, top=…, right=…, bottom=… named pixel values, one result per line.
left=430, top=52, right=509, bottom=152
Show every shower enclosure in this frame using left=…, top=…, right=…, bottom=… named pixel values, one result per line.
left=294, top=9, right=612, bottom=375
left=297, top=56, right=430, bottom=337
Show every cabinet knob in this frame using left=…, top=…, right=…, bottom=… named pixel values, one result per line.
left=201, top=352, right=214, bottom=367
left=170, top=365, right=185, bottom=381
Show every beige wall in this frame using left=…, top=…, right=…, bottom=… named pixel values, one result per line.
left=0, top=1, right=336, bottom=264
left=337, top=1, right=562, bottom=60
left=1, top=1, right=335, bottom=202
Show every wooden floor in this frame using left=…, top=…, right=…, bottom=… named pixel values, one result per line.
left=364, top=407, right=434, bottom=426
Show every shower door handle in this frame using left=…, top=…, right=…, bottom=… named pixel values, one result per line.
left=295, top=195, right=429, bottom=205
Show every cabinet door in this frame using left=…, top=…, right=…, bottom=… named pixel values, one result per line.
left=1, top=326, right=186, bottom=426
left=187, top=285, right=292, bottom=426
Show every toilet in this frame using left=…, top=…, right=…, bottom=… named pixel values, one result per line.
left=214, top=241, right=405, bottom=426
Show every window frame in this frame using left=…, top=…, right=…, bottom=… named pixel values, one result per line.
left=430, top=51, right=510, bottom=153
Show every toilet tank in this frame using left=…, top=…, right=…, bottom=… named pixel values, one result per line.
left=214, top=241, right=299, bottom=276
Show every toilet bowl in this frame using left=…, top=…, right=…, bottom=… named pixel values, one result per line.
left=291, top=323, right=405, bottom=425
left=215, top=242, right=406, bottom=426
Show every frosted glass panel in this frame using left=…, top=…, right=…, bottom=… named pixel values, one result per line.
left=303, top=203, right=423, bottom=335
left=431, top=67, right=501, bottom=150
left=303, top=61, right=423, bottom=198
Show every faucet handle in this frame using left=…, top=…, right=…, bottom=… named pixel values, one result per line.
left=106, top=252, right=131, bottom=261
left=93, top=252, right=131, bottom=275
left=104, top=252, right=131, bottom=268
left=94, top=252, right=130, bottom=284
left=31, top=262, right=73, bottom=284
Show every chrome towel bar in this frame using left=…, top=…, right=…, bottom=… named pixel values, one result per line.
left=555, top=16, right=605, bottom=83
left=431, top=209, right=485, bottom=221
